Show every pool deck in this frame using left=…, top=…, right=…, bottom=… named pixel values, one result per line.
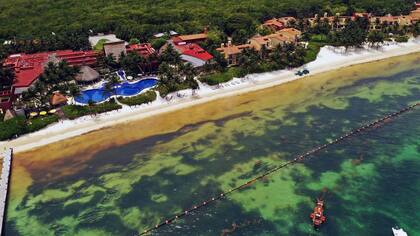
left=0, top=148, right=12, bottom=234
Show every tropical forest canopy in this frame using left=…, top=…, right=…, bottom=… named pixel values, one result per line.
left=0, top=0, right=415, bottom=41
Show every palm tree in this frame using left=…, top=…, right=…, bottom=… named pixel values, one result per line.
left=158, top=62, right=180, bottom=84
left=120, top=52, right=144, bottom=76
left=33, top=80, right=50, bottom=106
left=180, top=63, right=199, bottom=90
left=238, top=48, right=260, bottom=75
left=0, top=66, right=15, bottom=90
left=103, top=74, right=120, bottom=96
left=315, top=14, right=321, bottom=25
left=375, top=18, right=381, bottom=30
left=287, top=19, right=297, bottom=28
left=304, top=19, right=311, bottom=31
left=180, top=62, right=196, bottom=81
left=296, top=19, right=305, bottom=31
left=333, top=16, right=340, bottom=31
left=68, top=84, right=81, bottom=104
left=147, top=52, right=159, bottom=74
left=401, top=25, right=409, bottom=35
left=103, top=54, right=120, bottom=70
left=147, top=55, right=155, bottom=74
left=260, top=44, right=269, bottom=60
left=159, top=44, right=182, bottom=65
left=269, top=44, right=286, bottom=69
left=283, top=42, right=296, bottom=53
left=413, top=22, right=420, bottom=37
left=22, top=86, right=43, bottom=108
left=367, top=31, right=385, bottom=48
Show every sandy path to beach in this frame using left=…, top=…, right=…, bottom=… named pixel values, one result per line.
left=1, top=38, right=420, bottom=153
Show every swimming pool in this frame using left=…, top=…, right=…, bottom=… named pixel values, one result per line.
left=75, top=78, right=158, bottom=104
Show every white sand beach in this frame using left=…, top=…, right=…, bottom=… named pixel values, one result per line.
left=2, top=38, right=420, bottom=153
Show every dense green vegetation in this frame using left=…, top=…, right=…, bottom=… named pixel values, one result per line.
left=61, top=101, right=122, bottom=120
left=0, top=115, right=58, bottom=141
left=198, top=14, right=420, bottom=85
left=0, top=0, right=415, bottom=41
left=0, top=0, right=416, bottom=60
left=395, top=35, right=410, bottom=42
left=199, top=68, right=240, bottom=85
left=0, top=64, right=14, bottom=90
left=118, top=90, right=157, bottom=106
left=304, top=42, right=324, bottom=63
left=26, top=115, right=59, bottom=133
left=155, top=44, right=199, bottom=97
left=0, top=117, right=26, bottom=140
left=155, top=80, right=197, bottom=98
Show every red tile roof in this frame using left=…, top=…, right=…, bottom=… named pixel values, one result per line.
left=173, top=43, right=213, bottom=61
left=263, top=19, right=285, bottom=30
left=216, top=43, right=252, bottom=56
left=172, top=33, right=208, bottom=43
left=4, top=53, right=49, bottom=88
left=410, top=9, right=420, bottom=21
left=3, top=50, right=98, bottom=88
left=56, top=50, right=97, bottom=66
left=126, top=43, right=156, bottom=57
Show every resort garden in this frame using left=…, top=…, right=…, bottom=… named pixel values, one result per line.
left=0, top=43, right=200, bottom=140
left=200, top=17, right=420, bottom=85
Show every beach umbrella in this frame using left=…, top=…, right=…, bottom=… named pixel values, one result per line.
left=40, top=111, right=47, bottom=116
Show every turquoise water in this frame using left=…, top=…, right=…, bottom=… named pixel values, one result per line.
left=5, top=55, right=420, bottom=235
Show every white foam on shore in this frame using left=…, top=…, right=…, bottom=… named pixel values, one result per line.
left=0, top=148, right=12, bottom=233
left=2, top=38, right=420, bottom=153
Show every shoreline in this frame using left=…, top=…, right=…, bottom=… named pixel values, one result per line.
left=2, top=38, right=420, bottom=153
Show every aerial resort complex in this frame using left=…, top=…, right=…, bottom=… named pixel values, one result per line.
left=0, top=1, right=419, bottom=235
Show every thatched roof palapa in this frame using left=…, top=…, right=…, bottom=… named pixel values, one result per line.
left=50, top=92, right=68, bottom=106
left=3, top=109, right=16, bottom=121
left=75, top=66, right=100, bottom=82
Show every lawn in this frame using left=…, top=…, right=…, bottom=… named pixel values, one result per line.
left=0, top=115, right=59, bottom=141
left=304, top=42, right=325, bottom=64
left=93, top=39, right=109, bottom=51
left=199, top=68, right=240, bottom=85
left=62, top=101, right=122, bottom=120
left=118, top=91, right=157, bottom=106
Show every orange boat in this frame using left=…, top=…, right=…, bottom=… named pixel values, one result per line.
left=310, top=198, right=326, bottom=228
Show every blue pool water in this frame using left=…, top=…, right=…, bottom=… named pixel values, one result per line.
left=75, top=78, right=158, bottom=104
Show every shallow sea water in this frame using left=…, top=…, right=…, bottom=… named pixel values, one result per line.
left=5, top=53, right=420, bottom=236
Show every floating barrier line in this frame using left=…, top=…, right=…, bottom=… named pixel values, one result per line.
left=138, top=103, right=419, bottom=235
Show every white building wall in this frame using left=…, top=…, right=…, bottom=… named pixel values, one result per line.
left=14, top=86, right=29, bottom=94
left=180, top=55, right=206, bottom=68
